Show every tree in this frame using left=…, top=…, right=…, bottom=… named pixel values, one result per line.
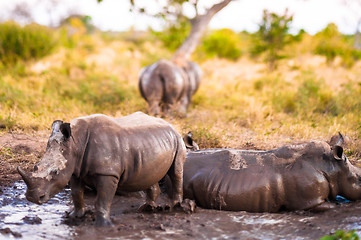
left=251, top=9, right=295, bottom=71
left=111, top=0, right=234, bottom=66
left=124, top=0, right=233, bottom=116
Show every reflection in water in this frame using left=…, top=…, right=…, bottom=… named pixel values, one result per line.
left=1, top=182, right=361, bottom=239
left=0, top=182, right=75, bottom=240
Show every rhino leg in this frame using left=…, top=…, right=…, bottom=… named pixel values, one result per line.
left=138, top=183, right=161, bottom=212
left=94, top=175, right=118, bottom=226
left=309, top=202, right=336, bottom=212
left=148, top=101, right=161, bottom=116
left=168, top=149, right=186, bottom=207
left=69, top=176, right=86, bottom=218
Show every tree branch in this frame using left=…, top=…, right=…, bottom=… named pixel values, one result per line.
left=172, top=0, right=233, bottom=66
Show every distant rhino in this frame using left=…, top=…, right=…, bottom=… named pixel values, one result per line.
left=139, top=59, right=201, bottom=117
left=18, top=112, right=187, bottom=226
left=183, top=133, right=361, bottom=212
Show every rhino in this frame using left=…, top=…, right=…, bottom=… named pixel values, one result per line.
left=17, top=112, right=187, bottom=226
left=183, top=133, right=361, bottom=212
left=138, top=59, right=201, bottom=117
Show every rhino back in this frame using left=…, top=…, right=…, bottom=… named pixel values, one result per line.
left=184, top=144, right=332, bottom=212
left=72, top=113, right=183, bottom=191
left=139, top=60, right=185, bottom=101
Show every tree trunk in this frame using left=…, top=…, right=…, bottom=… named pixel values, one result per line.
left=171, top=0, right=233, bottom=66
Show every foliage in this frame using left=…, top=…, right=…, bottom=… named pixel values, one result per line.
left=0, top=21, right=57, bottom=66
left=201, top=29, right=242, bottom=61
left=251, top=9, right=297, bottom=70
left=152, top=18, right=191, bottom=51
left=320, top=230, right=359, bottom=240
left=314, top=23, right=361, bottom=67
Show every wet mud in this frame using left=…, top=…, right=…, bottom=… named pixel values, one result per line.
left=1, top=182, right=361, bottom=240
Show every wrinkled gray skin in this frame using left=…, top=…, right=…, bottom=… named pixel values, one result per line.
left=183, top=134, right=361, bottom=212
left=138, top=59, right=201, bottom=117
left=18, top=112, right=187, bottom=226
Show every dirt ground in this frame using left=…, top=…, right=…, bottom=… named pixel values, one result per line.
left=1, top=132, right=361, bottom=239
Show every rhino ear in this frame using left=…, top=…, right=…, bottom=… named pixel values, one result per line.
left=51, top=120, right=63, bottom=136
left=60, top=123, right=71, bottom=139
left=332, top=145, right=344, bottom=161
left=184, top=132, right=194, bottom=148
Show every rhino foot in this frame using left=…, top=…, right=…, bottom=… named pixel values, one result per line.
left=95, top=217, right=113, bottom=227
left=309, top=202, right=336, bottom=212
left=137, top=202, right=158, bottom=213
left=68, top=208, right=86, bottom=219
left=172, top=199, right=196, bottom=214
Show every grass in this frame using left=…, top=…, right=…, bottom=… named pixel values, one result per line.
left=0, top=29, right=360, bottom=161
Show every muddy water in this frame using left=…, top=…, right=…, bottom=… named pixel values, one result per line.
left=1, top=182, right=361, bottom=240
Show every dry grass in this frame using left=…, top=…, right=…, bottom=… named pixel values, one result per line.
left=0, top=32, right=360, bottom=161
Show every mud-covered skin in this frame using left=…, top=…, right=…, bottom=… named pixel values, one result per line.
left=138, top=59, right=201, bottom=117
left=18, top=112, right=187, bottom=226
left=183, top=138, right=361, bottom=212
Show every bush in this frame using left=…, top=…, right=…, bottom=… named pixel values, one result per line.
left=152, top=18, right=191, bottom=51
left=0, top=21, right=56, bottom=65
left=201, top=29, right=242, bottom=60
left=251, top=9, right=295, bottom=70
left=271, top=72, right=340, bottom=117
left=320, top=230, right=359, bottom=240
left=314, top=23, right=361, bottom=67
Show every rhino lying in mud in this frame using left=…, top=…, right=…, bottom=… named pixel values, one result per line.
left=183, top=133, right=361, bottom=212
left=138, top=59, right=201, bottom=117
left=18, top=112, right=188, bottom=226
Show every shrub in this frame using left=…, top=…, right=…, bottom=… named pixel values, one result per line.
left=201, top=29, right=242, bottom=60
left=271, top=72, right=340, bottom=117
left=314, top=23, right=361, bottom=67
left=320, top=229, right=359, bottom=240
left=251, top=9, right=296, bottom=70
left=0, top=21, right=56, bottom=65
left=152, top=18, right=191, bottom=51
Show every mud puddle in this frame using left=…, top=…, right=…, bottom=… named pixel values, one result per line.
left=1, top=182, right=361, bottom=240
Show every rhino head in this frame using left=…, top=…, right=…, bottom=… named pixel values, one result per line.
left=330, top=133, right=361, bottom=201
left=18, top=120, right=75, bottom=204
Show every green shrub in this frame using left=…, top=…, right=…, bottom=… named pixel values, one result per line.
left=320, top=230, right=359, bottom=240
left=201, top=29, right=242, bottom=60
left=251, top=9, right=296, bottom=70
left=152, top=19, right=191, bottom=51
left=314, top=23, right=361, bottom=67
left=0, top=21, right=57, bottom=65
left=271, top=72, right=340, bottom=116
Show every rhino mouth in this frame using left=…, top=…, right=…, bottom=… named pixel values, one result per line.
left=25, top=190, right=49, bottom=205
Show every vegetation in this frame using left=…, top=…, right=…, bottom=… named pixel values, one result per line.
left=320, top=230, right=359, bottom=240
left=0, top=21, right=56, bottom=66
left=314, top=23, right=361, bottom=68
left=251, top=9, right=296, bottom=70
left=0, top=19, right=360, bottom=161
left=201, top=29, right=242, bottom=61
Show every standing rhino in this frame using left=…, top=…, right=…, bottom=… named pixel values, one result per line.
left=138, top=59, right=201, bottom=117
left=183, top=134, right=361, bottom=212
left=17, top=112, right=187, bottom=226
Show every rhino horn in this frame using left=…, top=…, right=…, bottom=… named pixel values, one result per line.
left=17, top=166, right=33, bottom=187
